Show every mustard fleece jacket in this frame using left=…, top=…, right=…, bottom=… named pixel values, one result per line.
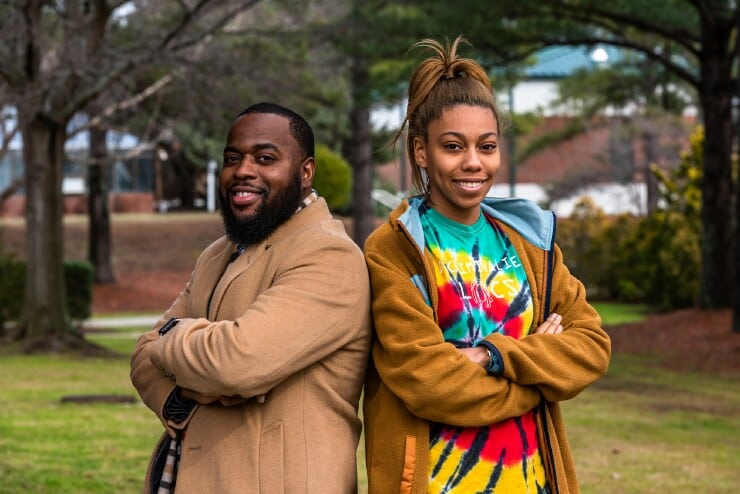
left=363, top=196, right=611, bottom=494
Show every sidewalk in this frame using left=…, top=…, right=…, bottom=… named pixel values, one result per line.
left=3, top=315, right=160, bottom=332
left=83, top=315, right=160, bottom=329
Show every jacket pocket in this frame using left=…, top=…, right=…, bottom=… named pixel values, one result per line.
left=259, top=421, right=285, bottom=494
left=400, top=435, right=416, bottom=494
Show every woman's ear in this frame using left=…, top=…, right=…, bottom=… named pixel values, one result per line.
left=413, top=137, right=427, bottom=168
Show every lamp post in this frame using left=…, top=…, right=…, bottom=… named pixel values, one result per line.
left=508, top=83, right=516, bottom=197
left=207, top=159, right=217, bottom=212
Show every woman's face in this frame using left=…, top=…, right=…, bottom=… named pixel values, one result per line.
left=414, top=104, right=500, bottom=225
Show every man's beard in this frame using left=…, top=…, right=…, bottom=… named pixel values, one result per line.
left=219, top=173, right=303, bottom=246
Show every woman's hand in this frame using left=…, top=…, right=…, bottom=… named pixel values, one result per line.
left=534, top=313, right=563, bottom=335
left=458, top=346, right=490, bottom=368
left=457, top=313, right=564, bottom=369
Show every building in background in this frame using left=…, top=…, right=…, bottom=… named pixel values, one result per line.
left=0, top=125, right=209, bottom=217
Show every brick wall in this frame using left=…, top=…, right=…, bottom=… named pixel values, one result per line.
left=0, top=192, right=154, bottom=218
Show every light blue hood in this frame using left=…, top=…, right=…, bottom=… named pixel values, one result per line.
left=397, top=195, right=556, bottom=253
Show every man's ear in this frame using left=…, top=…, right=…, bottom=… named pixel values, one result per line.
left=301, top=157, right=316, bottom=189
left=413, top=137, right=427, bottom=169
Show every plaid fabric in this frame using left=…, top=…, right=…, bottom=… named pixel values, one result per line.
left=156, top=435, right=180, bottom=494
left=298, top=189, right=318, bottom=212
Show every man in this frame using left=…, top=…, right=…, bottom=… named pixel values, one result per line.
left=131, top=102, right=371, bottom=493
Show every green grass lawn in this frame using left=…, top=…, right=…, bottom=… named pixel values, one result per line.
left=592, top=301, right=650, bottom=325
left=0, top=306, right=738, bottom=493
left=0, top=332, right=159, bottom=493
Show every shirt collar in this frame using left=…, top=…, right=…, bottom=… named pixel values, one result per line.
left=297, top=189, right=318, bottom=213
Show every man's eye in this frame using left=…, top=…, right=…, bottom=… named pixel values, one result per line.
left=223, top=155, right=238, bottom=165
left=256, top=155, right=276, bottom=163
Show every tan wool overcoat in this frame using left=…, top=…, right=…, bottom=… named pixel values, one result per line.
left=131, top=198, right=372, bottom=494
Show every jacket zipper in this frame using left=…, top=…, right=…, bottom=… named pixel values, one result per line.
left=540, top=213, right=560, bottom=493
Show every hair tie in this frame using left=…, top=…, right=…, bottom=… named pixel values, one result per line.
left=439, top=69, right=465, bottom=81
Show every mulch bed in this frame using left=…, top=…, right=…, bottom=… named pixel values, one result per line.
left=605, top=308, right=739, bottom=376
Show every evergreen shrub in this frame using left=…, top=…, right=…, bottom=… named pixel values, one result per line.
left=0, top=254, right=25, bottom=326
left=314, top=144, right=352, bottom=211
left=0, top=258, right=93, bottom=323
left=557, top=126, right=704, bottom=311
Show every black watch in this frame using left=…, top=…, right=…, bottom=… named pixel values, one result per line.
left=159, top=317, right=180, bottom=336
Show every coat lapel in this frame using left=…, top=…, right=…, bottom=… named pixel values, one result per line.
left=186, top=237, right=238, bottom=317
left=201, top=198, right=334, bottom=319
left=206, top=242, right=265, bottom=319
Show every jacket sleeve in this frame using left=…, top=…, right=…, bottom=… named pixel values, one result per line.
left=365, top=230, right=542, bottom=428
left=483, top=243, right=611, bottom=402
left=130, top=276, right=196, bottom=434
left=144, top=232, right=371, bottom=399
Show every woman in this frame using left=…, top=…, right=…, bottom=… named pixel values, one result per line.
left=363, top=36, right=611, bottom=494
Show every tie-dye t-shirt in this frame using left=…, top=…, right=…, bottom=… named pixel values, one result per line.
left=420, top=205, right=549, bottom=493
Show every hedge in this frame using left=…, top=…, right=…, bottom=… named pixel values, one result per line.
left=0, top=256, right=93, bottom=325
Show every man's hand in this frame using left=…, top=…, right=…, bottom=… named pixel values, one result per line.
left=178, top=387, right=220, bottom=405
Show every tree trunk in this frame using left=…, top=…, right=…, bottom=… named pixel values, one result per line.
left=16, top=115, right=85, bottom=351
left=87, top=124, right=115, bottom=283
left=697, top=21, right=734, bottom=310
left=346, top=55, right=374, bottom=247
left=733, top=73, right=740, bottom=333
left=642, top=131, right=659, bottom=214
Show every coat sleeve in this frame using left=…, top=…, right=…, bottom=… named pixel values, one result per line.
left=483, top=243, right=611, bottom=402
left=145, top=232, right=371, bottom=399
left=365, top=229, right=542, bottom=428
left=130, top=275, right=196, bottom=433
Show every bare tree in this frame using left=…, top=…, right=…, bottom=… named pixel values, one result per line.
left=0, top=0, right=261, bottom=352
left=80, top=75, right=174, bottom=284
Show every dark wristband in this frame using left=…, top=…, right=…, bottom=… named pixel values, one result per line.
left=477, top=340, right=504, bottom=376
left=163, top=386, right=196, bottom=423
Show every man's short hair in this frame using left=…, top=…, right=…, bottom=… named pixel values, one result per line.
left=236, top=102, right=315, bottom=160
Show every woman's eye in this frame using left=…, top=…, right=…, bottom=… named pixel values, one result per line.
left=481, top=143, right=498, bottom=151
left=444, top=143, right=462, bottom=151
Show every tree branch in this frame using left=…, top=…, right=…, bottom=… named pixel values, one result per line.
left=0, top=119, right=19, bottom=156
left=56, top=0, right=264, bottom=118
left=94, top=74, right=173, bottom=127
left=67, top=74, right=173, bottom=139
left=164, top=0, right=264, bottom=52
left=535, top=0, right=701, bottom=55
left=0, top=176, right=23, bottom=203
left=683, top=0, right=710, bottom=23
left=495, top=31, right=700, bottom=88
